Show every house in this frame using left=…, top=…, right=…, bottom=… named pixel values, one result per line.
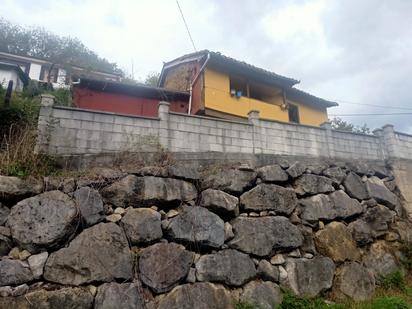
left=72, top=78, right=189, bottom=117
left=0, top=52, right=121, bottom=89
left=159, top=50, right=337, bottom=126
left=0, top=61, right=29, bottom=92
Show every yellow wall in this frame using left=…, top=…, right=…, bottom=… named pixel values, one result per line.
left=204, top=68, right=328, bottom=126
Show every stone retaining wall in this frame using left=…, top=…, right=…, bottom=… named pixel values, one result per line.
left=0, top=158, right=411, bottom=308
left=35, top=95, right=412, bottom=162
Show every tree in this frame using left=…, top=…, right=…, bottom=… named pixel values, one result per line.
left=330, top=117, right=371, bottom=134
left=0, top=18, right=123, bottom=75
left=144, top=72, right=160, bottom=87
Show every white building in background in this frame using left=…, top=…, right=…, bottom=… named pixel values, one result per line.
left=0, top=51, right=122, bottom=91
left=0, top=62, right=29, bottom=92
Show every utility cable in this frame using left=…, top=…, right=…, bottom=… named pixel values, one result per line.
left=176, top=0, right=197, bottom=52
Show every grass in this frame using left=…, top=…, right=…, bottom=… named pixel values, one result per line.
left=401, top=242, right=412, bottom=271
left=0, top=124, right=60, bottom=177
left=237, top=271, right=412, bottom=309
left=0, top=92, right=60, bottom=177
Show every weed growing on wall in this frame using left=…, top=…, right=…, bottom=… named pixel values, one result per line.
left=0, top=92, right=60, bottom=177
left=0, top=125, right=59, bottom=177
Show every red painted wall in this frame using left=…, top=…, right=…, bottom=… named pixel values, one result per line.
left=73, top=87, right=189, bottom=117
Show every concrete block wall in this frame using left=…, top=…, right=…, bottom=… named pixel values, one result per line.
left=35, top=96, right=412, bottom=161
left=36, top=97, right=161, bottom=155
left=330, top=130, right=382, bottom=160
left=167, top=111, right=254, bottom=153
left=394, top=131, right=412, bottom=159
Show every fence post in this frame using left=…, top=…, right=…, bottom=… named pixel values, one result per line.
left=158, top=101, right=170, bottom=151
left=248, top=110, right=261, bottom=154
left=372, top=128, right=387, bottom=160
left=381, top=124, right=397, bottom=159
left=34, top=94, right=55, bottom=154
left=320, top=121, right=335, bottom=158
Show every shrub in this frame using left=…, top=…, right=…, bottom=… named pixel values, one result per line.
left=0, top=125, right=59, bottom=177
left=0, top=94, right=40, bottom=138
left=400, top=242, right=412, bottom=271
left=368, top=296, right=410, bottom=309
left=51, top=88, right=72, bottom=106
left=279, top=292, right=346, bottom=309
left=380, top=271, right=409, bottom=293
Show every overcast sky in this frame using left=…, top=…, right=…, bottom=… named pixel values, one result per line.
left=3, top=0, right=412, bottom=132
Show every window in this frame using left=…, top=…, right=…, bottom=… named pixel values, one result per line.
left=229, top=76, right=247, bottom=97
left=288, top=104, right=300, bottom=123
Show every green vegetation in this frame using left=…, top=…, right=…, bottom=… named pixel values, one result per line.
left=237, top=272, right=412, bottom=309
left=380, top=271, right=410, bottom=293
left=330, top=117, right=371, bottom=135
left=143, top=72, right=160, bottom=87
left=278, top=292, right=345, bottom=309
left=0, top=17, right=123, bottom=75
left=0, top=90, right=60, bottom=177
left=401, top=242, right=412, bottom=271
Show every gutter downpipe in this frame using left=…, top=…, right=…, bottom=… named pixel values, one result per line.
left=188, top=52, right=210, bottom=115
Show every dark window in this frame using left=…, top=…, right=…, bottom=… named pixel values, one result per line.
left=288, top=104, right=300, bottom=123
left=229, top=76, right=247, bottom=97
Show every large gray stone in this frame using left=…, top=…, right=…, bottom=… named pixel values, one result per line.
left=392, top=220, right=412, bottom=243
left=314, top=222, right=359, bottom=262
left=0, top=176, right=43, bottom=204
left=101, top=175, right=141, bottom=207
left=28, top=252, right=48, bottom=279
left=257, top=165, right=289, bottom=182
left=0, top=202, right=9, bottom=225
left=139, top=243, right=193, bottom=294
left=363, top=241, right=400, bottom=279
left=343, top=172, right=369, bottom=200
left=240, top=184, right=297, bottom=215
left=349, top=205, right=395, bottom=245
left=229, top=216, right=303, bottom=257
left=286, top=256, right=335, bottom=297
left=322, top=167, right=346, bottom=184
left=299, top=190, right=363, bottom=224
left=166, top=206, right=225, bottom=249
left=257, top=260, right=280, bottom=282
left=102, top=176, right=197, bottom=207
left=73, top=187, right=104, bottom=226
left=157, top=282, right=233, bottom=309
left=0, top=287, right=94, bottom=309
left=201, top=168, right=256, bottom=195
left=200, top=189, right=239, bottom=219
left=0, top=259, right=33, bottom=286
left=196, top=249, right=256, bottom=286
left=168, top=163, right=200, bottom=181
left=7, top=190, right=78, bottom=252
left=240, top=281, right=283, bottom=309
left=121, top=208, right=162, bottom=244
left=366, top=176, right=399, bottom=209
left=135, top=176, right=197, bottom=206
left=94, top=282, right=145, bottom=309
left=333, top=262, right=375, bottom=301
left=0, top=234, right=11, bottom=256
left=286, top=162, right=306, bottom=178
left=294, top=174, right=334, bottom=196
left=44, top=223, right=132, bottom=285
left=329, top=190, right=364, bottom=218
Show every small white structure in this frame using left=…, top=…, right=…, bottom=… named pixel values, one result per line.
left=0, top=51, right=122, bottom=89
left=0, top=62, right=28, bottom=92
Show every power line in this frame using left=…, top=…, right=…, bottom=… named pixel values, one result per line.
left=330, top=112, right=412, bottom=117
left=331, top=99, right=412, bottom=111
left=176, top=0, right=197, bottom=52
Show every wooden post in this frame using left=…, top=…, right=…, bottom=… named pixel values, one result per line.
left=4, top=80, right=13, bottom=107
